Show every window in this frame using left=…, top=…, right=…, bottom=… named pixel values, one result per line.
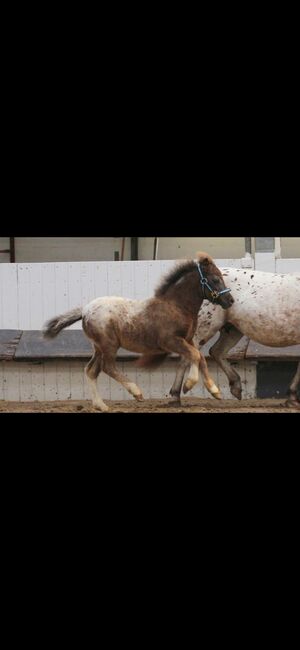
left=255, top=237, right=275, bottom=252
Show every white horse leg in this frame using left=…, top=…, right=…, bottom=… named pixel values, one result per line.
left=209, top=325, right=244, bottom=400
left=102, top=356, right=144, bottom=402
left=286, top=361, right=300, bottom=409
left=85, top=352, right=109, bottom=412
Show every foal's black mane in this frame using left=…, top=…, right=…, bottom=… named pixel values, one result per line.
left=155, top=260, right=197, bottom=297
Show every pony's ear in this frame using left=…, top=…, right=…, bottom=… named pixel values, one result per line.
left=196, top=251, right=213, bottom=266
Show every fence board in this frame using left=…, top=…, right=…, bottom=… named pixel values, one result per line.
left=31, top=363, right=45, bottom=401
left=29, top=264, right=43, bottom=328
left=0, top=264, right=18, bottom=328
left=70, top=361, right=85, bottom=400
left=80, top=262, right=97, bottom=307
left=19, top=362, right=33, bottom=401
left=93, top=262, right=109, bottom=300
left=54, top=263, right=69, bottom=315
left=17, top=265, right=31, bottom=329
left=41, top=263, right=57, bottom=328
left=276, top=259, right=300, bottom=274
left=4, top=363, right=21, bottom=400
left=106, top=261, right=122, bottom=297
left=0, top=362, right=3, bottom=399
left=56, top=361, right=71, bottom=400
left=133, top=262, right=149, bottom=299
left=120, top=262, right=135, bottom=299
left=44, top=362, right=58, bottom=400
left=67, top=263, right=82, bottom=330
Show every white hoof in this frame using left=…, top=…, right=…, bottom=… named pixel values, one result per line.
left=126, top=382, right=144, bottom=401
left=205, top=381, right=221, bottom=400
left=213, top=391, right=222, bottom=401
left=183, top=379, right=195, bottom=393
left=135, top=393, right=144, bottom=402
left=92, top=400, right=109, bottom=412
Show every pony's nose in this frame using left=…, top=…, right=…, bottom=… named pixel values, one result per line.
left=229, top=295, right=235, bottom=305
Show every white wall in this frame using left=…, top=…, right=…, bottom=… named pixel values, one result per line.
left=254, top=253, right=300, bottom=274
left=0, top=258, right=245, bottom=330
left=1, top=256, right=299, bottom=331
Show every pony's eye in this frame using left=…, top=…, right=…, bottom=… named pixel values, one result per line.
left=213, top=276, right=220, bottom=283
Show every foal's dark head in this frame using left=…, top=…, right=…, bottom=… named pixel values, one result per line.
left=196, top=252, right=234, bottom=309
left=155, top=252, right=234, bottom=310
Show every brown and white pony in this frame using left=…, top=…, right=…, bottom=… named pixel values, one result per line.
left=43, top=252, right=233, bottom=411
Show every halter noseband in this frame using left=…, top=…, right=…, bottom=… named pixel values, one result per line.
left=196, top=262, right=232, bottom=303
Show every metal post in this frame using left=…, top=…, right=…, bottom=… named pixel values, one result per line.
left=10, top=237, right=15, bottom=262
left=245, top=237, right=252, bottom=255
left=121, top=237, right=126, bottom=261
left=153, top=237, right=159, bottom=260
left=131, top=237, right=138, bottom=260
left=0, top=237, right=15, bottom=262
left=274, top=237, right=281, bottom=258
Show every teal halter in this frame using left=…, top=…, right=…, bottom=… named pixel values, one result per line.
left=196, top=262, right=232, bottom=303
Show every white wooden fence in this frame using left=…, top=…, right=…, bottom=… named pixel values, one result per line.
left=0, top=357, right=257, bottom=403
left=0, top=258, right=249, bottom=330
left=0, top=255, right=299, bottom=330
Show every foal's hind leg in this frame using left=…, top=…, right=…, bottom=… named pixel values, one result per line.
left=286, top=360, right=300, bottom=409
left=85, top=351, right=109, bottom=412
left=209, top=325, right=244, bottom=400
left=102, top=355, right=144, bottom=402
left=169, top=357, right=190, bottom=403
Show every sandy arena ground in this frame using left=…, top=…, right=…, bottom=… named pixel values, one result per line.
left=0, top=398, right=299, bottom=413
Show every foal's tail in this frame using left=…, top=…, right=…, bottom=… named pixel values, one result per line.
left=43, top=307, right=82, bottom=338
left=135, top=353, right=168, bottom=369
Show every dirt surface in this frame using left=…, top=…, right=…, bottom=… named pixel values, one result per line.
left=0, top=398, right=299, bottom=413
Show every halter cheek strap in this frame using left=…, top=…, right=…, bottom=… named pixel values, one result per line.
left=196, top=262, right=232, bottom=302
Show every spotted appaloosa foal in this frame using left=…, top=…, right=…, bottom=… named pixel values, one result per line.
left=43, top=252, right=234, bottom=411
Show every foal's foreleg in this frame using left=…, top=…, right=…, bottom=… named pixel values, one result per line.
left=85, top=351, right=109, bottom=412
left=286, top=360, right=300, bottom=409
left=198, top=353, right=222, bottom=399
left=102, top=356, right=144, bottom=402
left=209, top=325, right=244, bottom=400
left=167, top=338, right=221, bottom=399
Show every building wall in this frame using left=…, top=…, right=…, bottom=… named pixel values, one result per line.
left=280, top=238, right=300, bottom=258
left=139, top=237, right=246, bottom=259
left=0, top=237, right=246, bottom=263
left=1, top=237, right=132, bottom=263
left=0, top=237, right=10, bottom=263
left=1, top=236, right=298, bottom=263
